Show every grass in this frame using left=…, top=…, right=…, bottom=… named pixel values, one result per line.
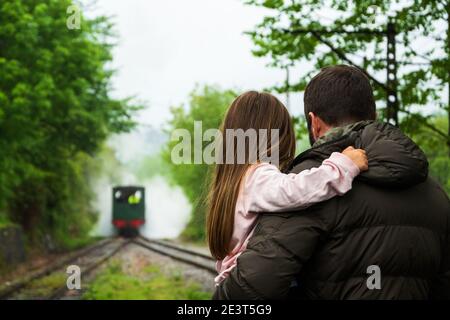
left=82, top=261, right=211, bottom=300
left=57, top=235, right=104, bottom=251
left=13, top=273, right=66, bottom=299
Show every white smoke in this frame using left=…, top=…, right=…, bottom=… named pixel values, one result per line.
left=90, top=176, right=115, bottom=237
left=142, top=176, right=191, bottom=238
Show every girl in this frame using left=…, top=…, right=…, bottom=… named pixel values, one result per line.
left=206, top=91, right=368, bottom=285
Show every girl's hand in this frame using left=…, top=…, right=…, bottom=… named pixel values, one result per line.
left=342, top=146, right=368, bottom=172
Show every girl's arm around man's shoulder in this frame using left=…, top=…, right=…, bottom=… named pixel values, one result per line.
left=243, top=151, right=363, bottom=214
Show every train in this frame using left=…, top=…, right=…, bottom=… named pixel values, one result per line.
left=112, top=186, right=145, bottom=237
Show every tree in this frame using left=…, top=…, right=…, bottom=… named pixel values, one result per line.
left=244, top=0, right=449, bottom=152
left=163, top=85, right=236, bottom=241
left=0, top=0, right=138, bottom=247
left=409, top=115, right=450, bottom=194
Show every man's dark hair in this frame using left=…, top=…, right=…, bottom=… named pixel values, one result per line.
left=304, top=65, right=376, bottom=126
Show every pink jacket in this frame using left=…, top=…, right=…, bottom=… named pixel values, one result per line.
left=214, top=152, right=360, bottom=285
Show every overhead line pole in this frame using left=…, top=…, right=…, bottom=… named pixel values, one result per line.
left=386, top=22, right=399, bottom=125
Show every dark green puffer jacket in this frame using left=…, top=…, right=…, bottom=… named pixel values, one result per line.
left=213, top=121, right=450, bottom=300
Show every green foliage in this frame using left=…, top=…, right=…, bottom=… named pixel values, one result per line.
left=244, top=0, right=449, bottom=148
left=136, top=153, right=171, bottom=180
left=83, top=261, right=210, bottom=300
left=0, top=211, right=15, bottom=228
left=292, top=116, right=311, bottom=154
left=0, top=1, right=139, bottom=247
left=406, top=115, right=450, bottom=195
left=163, top=85, right=237, bottom=241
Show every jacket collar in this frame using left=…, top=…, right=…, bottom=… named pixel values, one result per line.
left=313, top=120, right=374, bottom=147
left=287, top=121, right=372, bottom=171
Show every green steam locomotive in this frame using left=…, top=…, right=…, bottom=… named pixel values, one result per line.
left=112, top=186, right=145, bottom=237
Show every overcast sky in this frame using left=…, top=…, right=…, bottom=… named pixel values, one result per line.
left=89, top=0, right=304, bottom=128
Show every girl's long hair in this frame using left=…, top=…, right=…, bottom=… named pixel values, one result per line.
left=206, top=91, right=296, bottom=260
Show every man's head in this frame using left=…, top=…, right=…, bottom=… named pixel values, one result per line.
left=304, top=65, right=377, bottom=145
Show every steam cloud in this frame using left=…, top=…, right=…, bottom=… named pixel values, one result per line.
left=91, top=128, right=191, bottom=239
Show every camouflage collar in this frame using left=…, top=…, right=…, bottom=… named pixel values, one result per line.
left=287, top=120, right=375, bottom=172
left=313, top=120, right=375, bottom=147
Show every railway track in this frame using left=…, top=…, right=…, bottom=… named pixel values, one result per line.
left=50, top=238, right=130, bottom=300
left=1, top=236, right=215, bottom=300
left=132, top=236, right=216, bottom=274
left=0, top=238, right=129, bottom=300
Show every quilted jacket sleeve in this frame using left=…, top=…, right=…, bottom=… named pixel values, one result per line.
left=213, top=204, right=334, bottom=300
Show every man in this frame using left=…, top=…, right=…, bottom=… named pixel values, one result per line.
left=213, top=65, right=450, bottom=299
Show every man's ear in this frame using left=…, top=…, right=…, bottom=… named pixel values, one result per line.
left=308, top=112, right=320, bottom=140
left=309, top=112, right=331, bottom=139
